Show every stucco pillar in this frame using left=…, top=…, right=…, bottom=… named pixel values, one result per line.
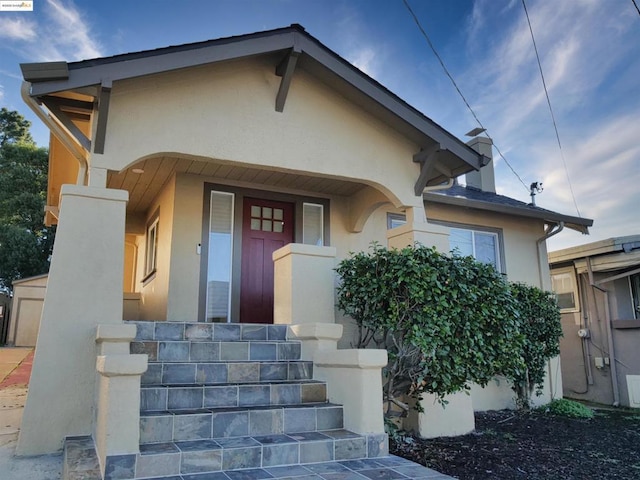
left=273, top=244, right=337, bottom=325
left=387, top=205, right=451, bottom=253
left=314, top=349, right=388, bottom=435
left=18, top=185, right=128, bottom=455
left=406, top=391, right=475, bottom=439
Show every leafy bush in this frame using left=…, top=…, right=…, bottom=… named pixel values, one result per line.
left=336, top=244, right=526, bottom=419
left=509, top=283, right=562, bottom=406
left=540, top=399, right=594, bottom=419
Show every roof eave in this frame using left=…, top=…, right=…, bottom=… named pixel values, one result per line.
left=424, top=191, right=593, bottom=234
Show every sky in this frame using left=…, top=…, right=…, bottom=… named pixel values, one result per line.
left=0, top=0, right=638, bottom=251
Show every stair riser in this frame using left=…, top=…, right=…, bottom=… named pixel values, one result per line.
left=140, top=406, right=344, bottom=444
left=127, top=321, right=288, bottom=343
left=132, top=340, right=302, bottom=362
left=142, top=382, right=327, bottom=411
left=142, top=361, right=313, bottom=385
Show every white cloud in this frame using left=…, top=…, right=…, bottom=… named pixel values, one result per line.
left=0, top=0, right=102, bottom=62
left=44, top=0, right=102, bottom=61
left=0, top=17, right=37, bottom=41
left=456, top=0, right=640, bottom=249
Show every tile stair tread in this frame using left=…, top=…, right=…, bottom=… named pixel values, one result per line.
left=141, top=402, right=341, bottom=416
left=141, top=380, right=325, bottom=388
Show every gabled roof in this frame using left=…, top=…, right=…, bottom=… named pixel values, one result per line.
left=424, top=184, right=593, bottom=234
left=20, top=24, right=484, bottom=186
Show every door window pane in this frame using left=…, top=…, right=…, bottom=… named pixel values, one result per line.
left=207, top=191, right=234, bottom=322
left=303, top=203, right=323, bottom=246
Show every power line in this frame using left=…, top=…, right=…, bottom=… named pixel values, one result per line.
left=632, top=0, right=640, bottom=17
left=401, top=0, right=529, bottom=193
left=522, top=0, right=582, bottom=217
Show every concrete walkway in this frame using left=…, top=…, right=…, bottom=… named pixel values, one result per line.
left=0, top=347, right=63, bottom=479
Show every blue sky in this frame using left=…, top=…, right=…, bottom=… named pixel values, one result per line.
left=0, top=0, right=638, bottom=250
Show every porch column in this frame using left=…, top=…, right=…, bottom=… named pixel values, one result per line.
left=17, top=185, right=128, bottom=455
left=387, top=205, right=450, bottom=252
left=273, top=244, right=337, bottom=325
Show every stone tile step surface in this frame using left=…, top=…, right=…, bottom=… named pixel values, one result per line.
left=103, top=431, right=391, bottom=479
left=142, top=380, right=327, bottom=411
left=132, top=340, right=303, bottom=363
left=140, top=404, right=345, bottom=444
left=64, top=438, right=456, bottom=480
left=127, top=322, right=289, bottom=343
left=142, top=361, right=313, bottom=386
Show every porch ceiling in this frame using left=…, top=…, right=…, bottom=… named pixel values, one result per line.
left=107, top=156, right=366, bottom=214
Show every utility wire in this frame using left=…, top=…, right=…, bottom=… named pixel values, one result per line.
left=401, top=0, right=529, bottom=193
left=522, top=0, right=582, bottom=217
left=632, top=0, right=640, bottom=17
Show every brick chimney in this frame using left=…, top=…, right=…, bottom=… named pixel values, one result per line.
left=465, top=136, right=495, bottom=193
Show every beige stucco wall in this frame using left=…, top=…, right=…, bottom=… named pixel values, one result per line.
left=8, top=275, right=48, bottom=347
left=138, top=175, right=176, bottom=321
left=95, top=57, right=424, bottom=214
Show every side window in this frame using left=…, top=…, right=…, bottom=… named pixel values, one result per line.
left=303, top=203, right=324, bottom=246
left=387, top=213, right=407, bottom=229
left=450, top=227, right=501, bottom=272
left=551, top=268, right=579, bottom=312
left=144, top=215, right=159, bottom=279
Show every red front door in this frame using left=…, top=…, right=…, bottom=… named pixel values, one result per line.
left=240, top=198, right=294, bottom=323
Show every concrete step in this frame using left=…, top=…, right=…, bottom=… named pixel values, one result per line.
left=141, top=360, right=313, bottom=386
left=140, top=403, right=345, bottom=444
left=141, top=380, right=327, bottom=411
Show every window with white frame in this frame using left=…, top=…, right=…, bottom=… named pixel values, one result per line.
left=144, top=216, right=159, bottom=279
left=450, top=227, right=502, bottom=271
left=387, top=213, right=407, bottom=230
left=551, top=268, right=579, bottom=312
left=303, top=203, right=324, bottom=246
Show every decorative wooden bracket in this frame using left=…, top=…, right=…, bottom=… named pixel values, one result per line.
left=275, top=47, right=301, bottom=112
left=413, top=143, right=442, bottom=195
left=93, top=80, right=112, bottom=154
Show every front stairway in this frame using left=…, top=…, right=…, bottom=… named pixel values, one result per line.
left=63, top=321, right=453, bottom=480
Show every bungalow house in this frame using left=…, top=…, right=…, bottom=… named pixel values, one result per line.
left=549, top=236, right=640, bottom=408
left=16, top=24, right=592, bottom=478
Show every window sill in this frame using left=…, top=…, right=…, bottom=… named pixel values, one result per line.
left=611, top=319, right=640, bottom=329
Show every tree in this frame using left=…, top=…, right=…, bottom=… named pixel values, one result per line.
left=509, top=283, right=562, bottom=408
left=0, top=109, right=54, bottom=291
left=336, top=244, right=526, bottom=422
left=0, top=107, right=33, bottom=148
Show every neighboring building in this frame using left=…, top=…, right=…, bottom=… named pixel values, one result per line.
left=549, top=236, right=640, bottom=408
left=16, top=24, right=592, bottom=476
left=0, top=291, right=10, bottom=345
left=6, top=274, right=47, bottom=347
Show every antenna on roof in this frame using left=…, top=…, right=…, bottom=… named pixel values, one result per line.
left=530, top=182, right=543, bottom=206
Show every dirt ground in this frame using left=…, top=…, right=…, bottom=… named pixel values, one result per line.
left=391, top=408, right=640, bottom=480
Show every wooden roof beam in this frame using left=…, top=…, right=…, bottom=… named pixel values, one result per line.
left=275, top=47, right=301, bottom=112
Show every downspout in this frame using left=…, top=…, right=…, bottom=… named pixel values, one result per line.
left=587, top=257, right=620, bottom=406
left=536, top=221, right=564, bottom=399
left=423, top=177, right=455, bottom=192
left=21, top=81, right=89, bottom=185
